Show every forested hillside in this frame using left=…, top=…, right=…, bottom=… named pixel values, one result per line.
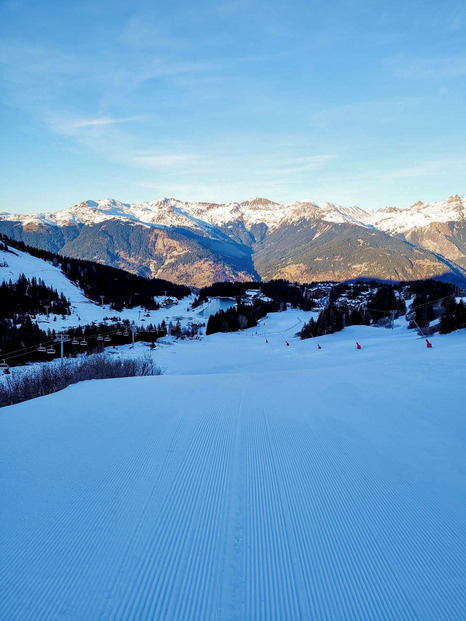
left=0, top=235, right=190, bottom=309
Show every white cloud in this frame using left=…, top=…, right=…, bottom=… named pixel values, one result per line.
left=132, top=153, right=198, bottom=168
left=260, top=154, right=338, bottom=176
left=55, top=116, right=150, bottom=132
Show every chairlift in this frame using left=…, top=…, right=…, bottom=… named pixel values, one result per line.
left=80, top=340, right=88, bottom=346
left=0, top=360, right=10, bottom=373
left=97, top=335, right=104, bottom=341
left=37, top=345, right=46, bottom=353
left=72, top=339, right=79, bottom=345
left=104, top=336, right=111, bottom=342
left=46, top=347, right=56, bottom=355
left=123, top=330, right=129, bottom=337
left=116, top=330, right=122, bottom=336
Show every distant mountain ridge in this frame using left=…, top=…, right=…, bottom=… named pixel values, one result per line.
left=1, top=195, right=465, bottom=286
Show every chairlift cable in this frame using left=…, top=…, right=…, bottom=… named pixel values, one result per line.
left=0, top=324, right=127, bottom=362
left=409, top=293, right=455, bottom=311
left=1, top=336, right=58, bottom=360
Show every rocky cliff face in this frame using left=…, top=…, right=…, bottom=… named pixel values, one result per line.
left=1, top=195, right=465, bottom=285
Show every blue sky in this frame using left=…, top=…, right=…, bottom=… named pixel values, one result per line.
left=1, top=0, right=465, bottom=213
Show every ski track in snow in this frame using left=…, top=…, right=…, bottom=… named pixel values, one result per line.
left=0, top=319, right=465, bottom=620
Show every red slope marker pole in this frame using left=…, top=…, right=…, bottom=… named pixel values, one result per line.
left=345, top=325, right=361, bottom=350
left=426, top=338, right=433, bottom=348
left=309, top=331, right=322, bottom=350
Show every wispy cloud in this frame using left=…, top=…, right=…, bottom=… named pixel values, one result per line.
left=2, top=1, right=465, bottom=213
left=310, top=97, right=420, bottom=129
left=0, top=38, right=217, bottom=98
left=448, top=6, right=465, bottom=31
left=314, top=155, right=466, bottom=187
left=132, top=176, right=304, bottom=204
left=132, top=153, right=198, bottom=168
left=55, top=116, right=151, bottom=132
left=260, top=154, right=338, bottom=176
left=385, top=165, right=432, bottom=179
left=392, top=56, right=466, bottom=79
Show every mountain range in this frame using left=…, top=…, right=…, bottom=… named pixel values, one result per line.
left=1, top=194, right=465, bottom=286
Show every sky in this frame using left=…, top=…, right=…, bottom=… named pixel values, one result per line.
left=0, top=0, right=465, bottom=214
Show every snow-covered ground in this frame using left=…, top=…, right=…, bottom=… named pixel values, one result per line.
left=1, top=311, right=465, bottom=620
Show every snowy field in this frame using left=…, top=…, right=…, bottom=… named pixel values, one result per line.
left=1, top=311, right=465, bottom=620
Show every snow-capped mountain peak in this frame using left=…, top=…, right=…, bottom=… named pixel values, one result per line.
left=2, top=195, right=465, bottom=235
left=316, top=202, right=373, bottom=226
left=239, top=197, right=280, bottom=208
left=1, top=194, right=465, bottom=286
left=373, top=195, right=466, bottom=234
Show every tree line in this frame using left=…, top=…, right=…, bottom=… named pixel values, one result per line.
left=0, top=235, right=190, bottom=309
left=299, top=304, right=368, bottom=339
left=197, top=279, right=323, bottom=311
left=299, top=279, right=464, bottom=338
left=0, top=274, right=70, bottom=319
left=438, top=298, right=466, bottom=333
left=206, top=300, right=278, bottom=335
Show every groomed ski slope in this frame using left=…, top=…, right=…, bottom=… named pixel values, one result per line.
left=1, top=315, right=465, bottom=620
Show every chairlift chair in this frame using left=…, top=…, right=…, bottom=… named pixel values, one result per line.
left=97, top=335, right=103, bottom=341
left=123, top=330, right=129, bottom=337
left=0, top=360, right=10, bottom=373
left=46, top=347, right=56, bottom=355
left=71, top=338, right=79, bottom=345
left=80, top=340, right=88, bottom=346
left=37, top=345, right=46, bottom=352
left=104, top=336, right=111, bottom=342
left=116, top=330, right=122, bottom=336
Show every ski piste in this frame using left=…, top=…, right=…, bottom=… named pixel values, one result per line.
left=1, top=311, right=465, bottom=620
